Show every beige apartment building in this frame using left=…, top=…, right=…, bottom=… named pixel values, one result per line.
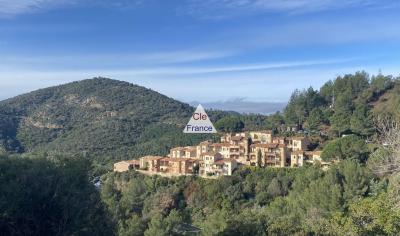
left=197, top=140, right=213, bottom=157
left=250, top=143, right=288, bottom=167
left=159, top=158, right=198, bottom=175
left=212, top=159, right=238, bottom=176
left=139, top=156, right=164, bottom=172
left=113, top=130, right=328, bottom=177
left=200, top=152, right=223, bottom=175
left=114, top=160, right=140, bottom=172
left=199, top=152, right=237, bottom=176
left=290, top=150, right=305, bottom=167
left=170, top=146, right=197, bottom=158
left=288, top=137, right=310, bottom=151
left=249, top=130, right=273, bottom=144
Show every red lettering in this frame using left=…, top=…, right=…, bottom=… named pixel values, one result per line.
left=193, top=113, right=207, bottom=120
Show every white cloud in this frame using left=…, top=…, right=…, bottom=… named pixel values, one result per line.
left=0, top=54, right=354, bottom=76
left=0, top=0, right=147, bottom=16
left=0, top=0, right=70, bottom=16
left=0, top=60, right=398, bottom=102
left=184, top=0, right=399, bottom=19
left=253, top=0, right=374, bottom=12
left=0, top=49, right=236, bottom=70
left=105, top=58, right=355, bottom=75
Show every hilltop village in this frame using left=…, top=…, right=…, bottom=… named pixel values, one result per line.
left=114, top=131, right=331, bottom=177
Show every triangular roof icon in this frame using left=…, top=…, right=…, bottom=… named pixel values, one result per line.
left=183, top=104, right=217, bottom=133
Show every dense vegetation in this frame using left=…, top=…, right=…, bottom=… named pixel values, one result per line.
left=100, top=160, right=400, bottom=235
left=0, top=153, right=114, bottom=236
left=0, top=78, right=230, bottom=158
left=1, top=72, right=400, bottom=235
left=284, top=72, right=397, bottom=137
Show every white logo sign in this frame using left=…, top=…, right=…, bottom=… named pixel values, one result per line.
left=184, top=104, right=217, bottom=133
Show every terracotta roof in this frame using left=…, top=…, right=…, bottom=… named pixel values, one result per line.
left=231, top=136, right=244, bottom=141
left=171, top=146, right=197, bottom=151
left=171, top=147, right=186, bottom=151
left=185, top=146, right=197, bottom=151
left=214, top=158, right=237, bottom=164
left=141, top=155, right=165, bottom=161
left=211, top=143, right=222, bottom=146
left=211, top=143, right=231, bottom=147
left=199, top=140, right=213, bottom=145
left=201, top=152, right=221, bottom=156
left=162, top=157, right=198, bottom=162
left=251, top=143, right=279, bottom=148
left=125, top=160, right=140, bottom=164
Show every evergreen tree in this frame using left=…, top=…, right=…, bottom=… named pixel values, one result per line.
left=257, top=149, right=263, bottom=167
left=350, top=104, right=374, bottom=137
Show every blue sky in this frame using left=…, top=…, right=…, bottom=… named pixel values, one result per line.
left=1, top=0, right=400, bottom=105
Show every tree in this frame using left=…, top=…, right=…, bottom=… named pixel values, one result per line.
left=142, top=186, right=180, bottom=219
left=368, top=117, right=400, bottom=176
left=306, top=108, right=324, bottom=130
left=214, top=116, right=244, bottom=133
left=330, top=89, right=353, bottom=136
left=333, top=193, right=400, bottom=235
left=200, top=210, right=229, bottom=236
left=267, top=178, right=283, bottom=198
left=0, top=155, right=114, bottom=236
left=370, top=74, right=393, bottom=97
left=284, top=89, right=307, bottom=125
left=350, top=104, right=374, bottom=137
left=118, top=214, right=146, bottom=236
left=120, top=178, right=147, bottom=215
left=337, top=161, right=370, bottom=203
left=321, top=135, right=369, bottom=163
left=144, top=210, right=183, bottom=236
left=256, top=149, right=263, bottom=167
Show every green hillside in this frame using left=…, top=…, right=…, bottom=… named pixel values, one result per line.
left=0, top=78, right=222, bottom=159
left=283, top=72, right=400, bottom=137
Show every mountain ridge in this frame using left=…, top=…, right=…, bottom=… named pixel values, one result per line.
left=0, top=77, right=219, bottom=159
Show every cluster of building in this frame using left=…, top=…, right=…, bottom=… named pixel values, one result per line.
left=114, top=131, right=328, bottom=177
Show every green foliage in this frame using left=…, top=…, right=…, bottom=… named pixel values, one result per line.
left=305, top=107, right=324, bottom=130
left=284, top=87, right=325, bottom=125
left=350, top=103, right=375, bottom=137
left=331, top=193, right=400, bottom=235
left=2, top=73, right=400, bottom=236
left=97, top=164, right=388, bottom=235
left=321, top=135, right=369, bottom=162
left=118, top=214, right=146, bottom=236
left=0, top=154, right=114, bottom=236
left=256, top=149, right=262, bottom=167
left=144, top=210, right=183, bottom=236
left=0, top=151, right=394, bottom=236
left=0, top=78, right=225, bottom=161
left=214, top=115, right=244, bottom=132
left=283, top=72, right=399, bottom=137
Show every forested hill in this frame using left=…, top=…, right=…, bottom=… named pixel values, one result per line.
left=1, top=72, right=399, bottom=161
left=283, top=72, right=400, bottom=137
left=0, top=78, right=225, bottom=158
